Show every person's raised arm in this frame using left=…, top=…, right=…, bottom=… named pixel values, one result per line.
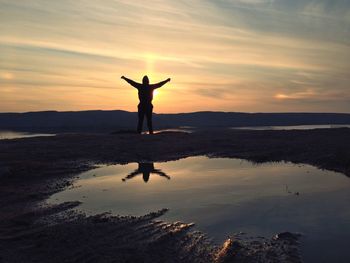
left=122, top=169, right=140, bottom=182
left=153, top=169, right=171, bottom=180
left=121, top=76, right=141, bottom=89
left=150, top=78, right=171, bottom=89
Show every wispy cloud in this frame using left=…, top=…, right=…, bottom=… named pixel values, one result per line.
left=0, top=0, right=349, bottom=112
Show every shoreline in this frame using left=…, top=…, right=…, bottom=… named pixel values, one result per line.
left=1, top=128, right=349, bottom=262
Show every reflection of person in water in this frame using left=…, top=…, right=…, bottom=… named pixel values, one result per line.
left=122, top=163, right=170, bottom=183
left=121, top=75, right=171, bottom=134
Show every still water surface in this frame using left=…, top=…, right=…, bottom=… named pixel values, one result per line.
left=0, top=130, right=54, bottom=140
left=232, top=124, right=350, bottom=130
left=49, top=157, right=350, bottom=262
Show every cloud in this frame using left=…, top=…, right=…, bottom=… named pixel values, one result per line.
left=0, top=71, right=14, bottom=80
left=0, top=0, right=349, bottom=112
left=230, top=0, right=275, bottom=5
left=274, top=90, right=316, bottom=100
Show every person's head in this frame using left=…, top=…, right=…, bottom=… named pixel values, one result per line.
left=143, top=172, right=150, bottom=182
left=142, top=75, right=149, bottom=85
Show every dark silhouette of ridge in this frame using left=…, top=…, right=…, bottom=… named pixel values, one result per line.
left=0, top=110, right=350, bottom=132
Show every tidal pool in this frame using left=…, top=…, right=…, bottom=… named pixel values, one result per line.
left=231, top=124, right=350, bottom=130
left=48, top=157, right=350, bottom=263
left=0, top=130, right=55, bottom=140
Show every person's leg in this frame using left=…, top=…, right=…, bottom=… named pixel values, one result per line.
left=137, top=106, right=145, bottom=134
left=146, top=105, right=153, bottom=134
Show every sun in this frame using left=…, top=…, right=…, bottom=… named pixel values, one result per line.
left=153, top=89, right=159, bottom=98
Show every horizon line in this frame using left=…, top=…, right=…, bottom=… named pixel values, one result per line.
left=1, top=110, right=350, bottom=115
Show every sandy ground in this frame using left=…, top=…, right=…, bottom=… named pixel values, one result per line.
left=1, top=128, right=349, bottom=262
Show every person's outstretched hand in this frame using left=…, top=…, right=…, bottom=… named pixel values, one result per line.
left=121, top=76, right=126, bottom=80
left=167, top=78, right=171, bottom=82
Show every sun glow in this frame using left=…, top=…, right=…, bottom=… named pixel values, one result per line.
left=1, top=1, right=350, bottom=113
left=153, top=89, right=159, bottom=98
left=145, top=53, right=156, bottom=75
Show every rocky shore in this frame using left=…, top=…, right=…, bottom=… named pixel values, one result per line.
left=1, top=128, right=349, bottom=262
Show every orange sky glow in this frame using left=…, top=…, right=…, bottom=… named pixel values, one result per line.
left=1, top=0, right=350, bottom=113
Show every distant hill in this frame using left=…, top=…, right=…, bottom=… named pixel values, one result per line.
left=0, top=110, right=350, bottom=132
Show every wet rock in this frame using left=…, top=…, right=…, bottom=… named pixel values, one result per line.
left=215, top=238, right=242, bottom=263
left=274, top=232, right=302, bottom=242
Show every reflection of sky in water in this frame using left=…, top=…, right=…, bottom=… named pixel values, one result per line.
left=0, top=130, right=55, bottom=140
left=48, top=157, right=350, bottom=263
left=232, top=125, right=350, bottom=130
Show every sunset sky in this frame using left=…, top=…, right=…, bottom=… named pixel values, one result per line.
left=1, top=0, right=350, bottom=113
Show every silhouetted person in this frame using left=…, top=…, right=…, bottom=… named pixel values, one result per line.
left=121, top=75, right=171, bottom=134
left=122, top=163, right=170, bottom=183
